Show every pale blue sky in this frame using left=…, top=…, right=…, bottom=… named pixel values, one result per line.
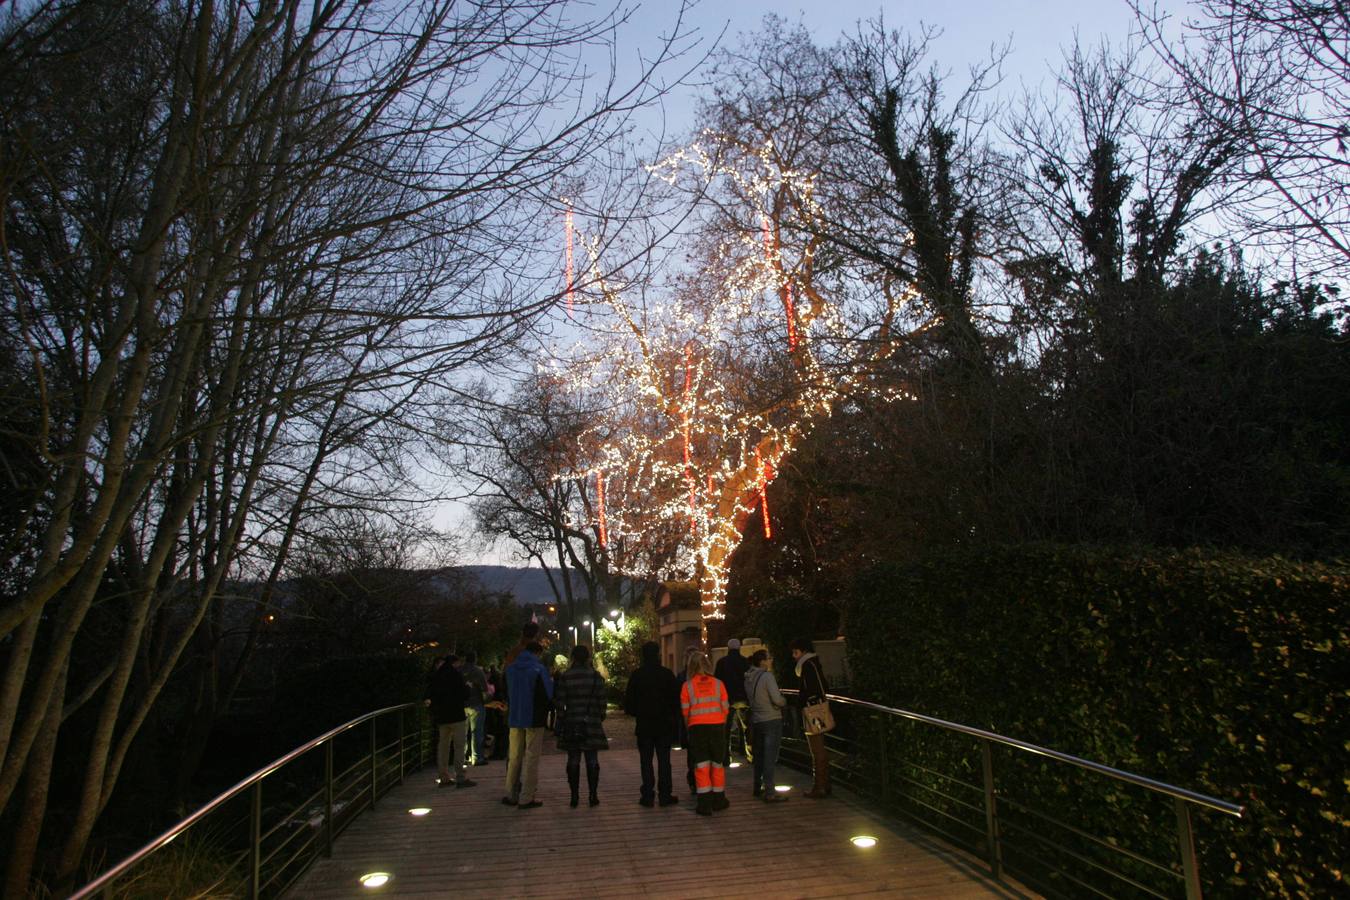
left=619, top=0, right=1172, bottom=140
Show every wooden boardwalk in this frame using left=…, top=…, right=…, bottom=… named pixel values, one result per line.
left=289, top=714, right=1035, bottom=899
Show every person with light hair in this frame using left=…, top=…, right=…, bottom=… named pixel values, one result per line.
left=680, top=651, right=730, bottom=816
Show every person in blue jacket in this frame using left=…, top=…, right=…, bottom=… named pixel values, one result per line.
left=501, top=641, right=553, bottom=809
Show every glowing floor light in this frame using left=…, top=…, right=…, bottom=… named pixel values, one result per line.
left=360, top=872, right=391, bottom=888
left=728, top=761, right=742, bottom=768
left=850, top=835, right=878, bottom=849
left=408, top=808, right=431, bottom=816
left=774, top=784, right=791, bottom=793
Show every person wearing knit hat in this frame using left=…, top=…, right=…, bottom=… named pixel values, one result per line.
left=713, top=639, right=751, bottom=761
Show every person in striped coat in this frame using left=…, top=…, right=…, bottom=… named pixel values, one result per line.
left=680, top=651, right=729, bottom=816
left=553, top=644, right=609, bottom=808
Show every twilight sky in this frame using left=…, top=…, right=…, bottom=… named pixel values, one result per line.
left=618, top=0, right=1174, bottom=139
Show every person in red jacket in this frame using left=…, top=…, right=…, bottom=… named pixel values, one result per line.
left=680, top=651, right=729, bottom=816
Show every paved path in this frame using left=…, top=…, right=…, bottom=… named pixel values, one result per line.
left=289, top=714, right=1035, bottom=899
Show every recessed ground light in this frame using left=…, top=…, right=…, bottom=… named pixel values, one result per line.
left=850, top=835, right=878, bottom=849
left=360, top=872, right=391, bottom=888
left=728, top=761, right=742, bottom=768
left=408, top=808, right=431, bottom=816
left=774, top=785, right=791, bottom=792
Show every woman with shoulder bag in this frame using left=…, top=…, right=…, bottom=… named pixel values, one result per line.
left=553, top=644, right=609, bottom=807
left=790, top=637, right=832, bottom=798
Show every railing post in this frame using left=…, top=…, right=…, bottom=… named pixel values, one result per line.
left=324, top=740, right=334, bottom=858
left=415, top=706, right=424, bottom=768
left=248, top=781, right=262, bottom=899
left=981, top=739, right=1002, bottom=881
left=1176, top=797, right=1203, bottom=900
left=370, top=716, right=379, bottom=809
left=398, top=708, right=406, bottom=785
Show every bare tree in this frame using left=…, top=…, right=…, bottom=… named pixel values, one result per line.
left=1138, top=0, right=1350, bottom=276
left=467, top=375, right=681, bottom=629
left=0, top=0, right=697, bottom=891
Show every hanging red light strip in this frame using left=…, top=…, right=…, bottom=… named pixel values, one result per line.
left=756, top=447, right=772, bottom=539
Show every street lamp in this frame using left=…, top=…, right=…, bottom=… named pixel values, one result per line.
left=582, top=619, right=593, bottom=645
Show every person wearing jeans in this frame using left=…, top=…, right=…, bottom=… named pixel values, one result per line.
left=744, top=649, right=787, bottom=801
left=624, top=641, right=681, bottom=807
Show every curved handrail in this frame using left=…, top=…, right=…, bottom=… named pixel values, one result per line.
left=70, top=702, right=421, bottom=900
left=781, top=689, right=1246, bottom=819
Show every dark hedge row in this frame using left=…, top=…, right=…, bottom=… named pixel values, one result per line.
left=845, top=545, right=1348, bottom=898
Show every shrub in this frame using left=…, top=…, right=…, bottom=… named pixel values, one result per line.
left=846, top=545, right=1348, bottom=898
left=595, top=598, right=658, bottom=703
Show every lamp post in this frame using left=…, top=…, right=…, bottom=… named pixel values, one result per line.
left=582, top=619, right=593, bottom=645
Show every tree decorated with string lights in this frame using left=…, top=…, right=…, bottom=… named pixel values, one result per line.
left=554, top=133, right=921, bottom=636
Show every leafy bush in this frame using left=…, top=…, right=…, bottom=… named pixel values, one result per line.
left=596, top=598, right=659, bottom=704
left=846, top=545, right=1348, bottom=898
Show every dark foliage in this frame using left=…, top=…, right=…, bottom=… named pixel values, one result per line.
left=846, top=545, right=1348, bottom=897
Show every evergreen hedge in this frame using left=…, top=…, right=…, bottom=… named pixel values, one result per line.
left=846, top=545, right=1347, bottom=898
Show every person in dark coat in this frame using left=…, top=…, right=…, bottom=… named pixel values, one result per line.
left=790, top=637, right=831, bottom=798
left=623, top=640, right=681, bottom=808
left=424, top=655, right=476, bottom=788
left=553, top=644, right=609, bottom=807
left=713, top=638, right=751, bottom=759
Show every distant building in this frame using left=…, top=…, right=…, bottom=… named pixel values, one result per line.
left=656, top=580, right=703, bottom=673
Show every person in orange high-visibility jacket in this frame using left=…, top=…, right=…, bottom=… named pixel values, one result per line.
left=680, top=651, right=730, bottom=816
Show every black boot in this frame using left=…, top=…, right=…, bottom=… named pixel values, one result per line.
left=567, top=762, right=580, bottom=808
left=586, top=762, right=601, bottom=807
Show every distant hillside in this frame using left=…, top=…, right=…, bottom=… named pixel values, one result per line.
left=460, top=565, right=590, bottom=606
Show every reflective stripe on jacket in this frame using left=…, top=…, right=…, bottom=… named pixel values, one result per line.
left=680, top=674, right=728, bottom=726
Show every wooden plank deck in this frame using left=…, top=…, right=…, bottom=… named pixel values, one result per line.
left=289, top=714, right=1036, bottom=899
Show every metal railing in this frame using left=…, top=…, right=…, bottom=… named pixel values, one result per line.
left=71, top=703, right=431, bottom=900
left=777, top=690, right=1246, bottom=900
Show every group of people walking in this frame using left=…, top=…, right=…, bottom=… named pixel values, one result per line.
left=424, top=622, right=833, bottom=815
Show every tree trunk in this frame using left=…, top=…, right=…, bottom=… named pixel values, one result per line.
left=3, top=660, right=66, bottom=900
